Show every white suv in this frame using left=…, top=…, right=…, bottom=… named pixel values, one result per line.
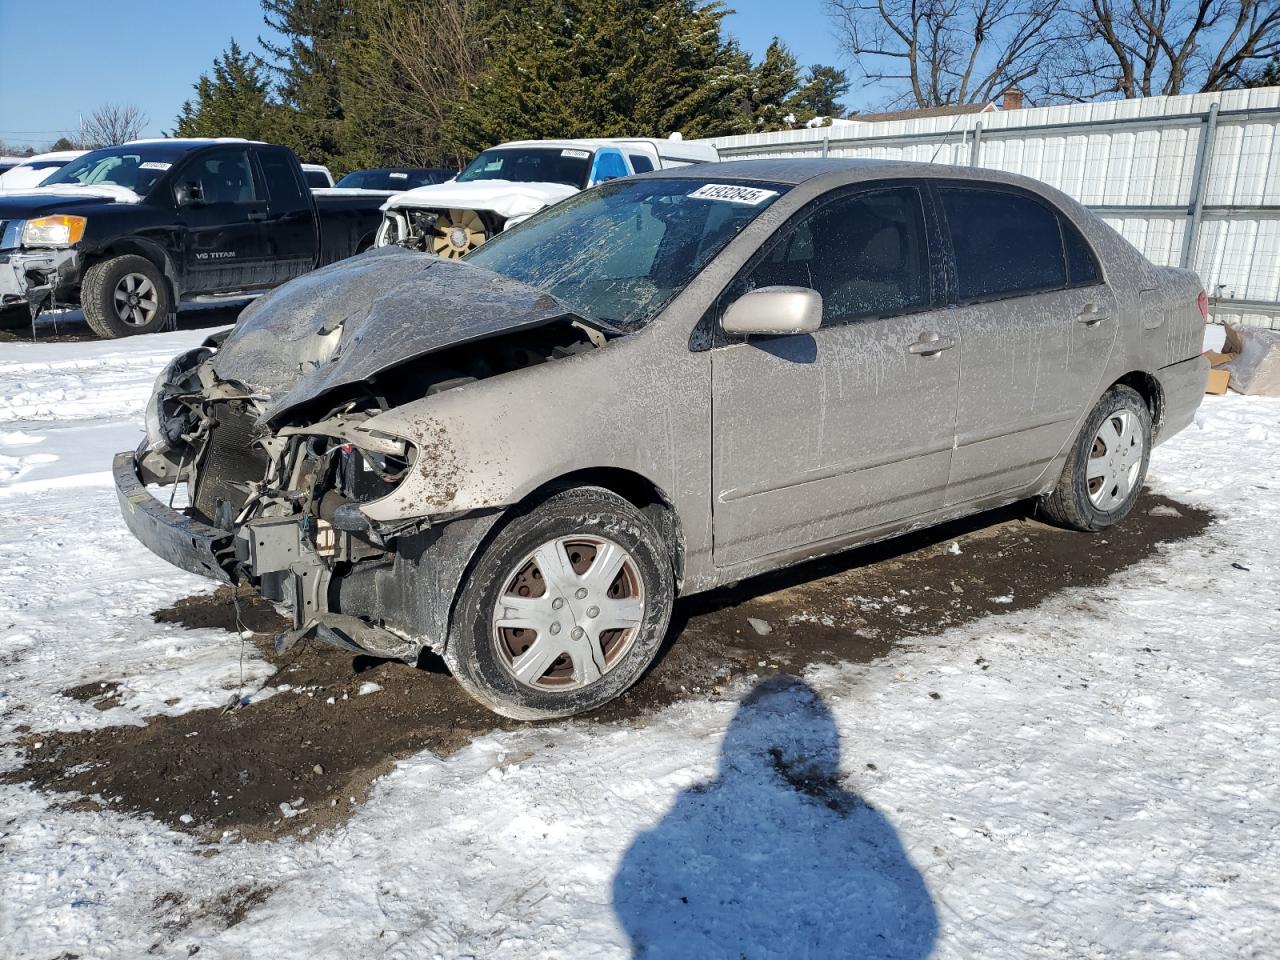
left=374, top=137, right=718, bottom=257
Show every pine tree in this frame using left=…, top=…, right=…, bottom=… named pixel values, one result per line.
left=258, top=0, right=361, bottom=166
left=1243, top=56, right=1280, bottom=88
left=446, top=0, right=757, bottom=154
left=750, top=39, right=801, bottom=130
left=174, top=40, right=277, bottom=140
left=790, top=65, right=851, bottom=119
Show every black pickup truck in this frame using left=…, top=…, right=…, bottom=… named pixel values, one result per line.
left=0, top=139, right=385, bottom=338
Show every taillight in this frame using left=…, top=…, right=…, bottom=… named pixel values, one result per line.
left=1196, top=290, right=1210, bottom=321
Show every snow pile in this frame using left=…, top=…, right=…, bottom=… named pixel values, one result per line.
left=0, top=324, right=1277, bottom=958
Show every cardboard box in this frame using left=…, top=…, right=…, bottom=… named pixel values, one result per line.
left=1206, top=367, right=1231, bottom=395
left=1203, top=349, right=1237, bottom=368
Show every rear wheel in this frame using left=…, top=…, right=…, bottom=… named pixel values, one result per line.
left=82, top=254, right=172, bottom=338
left=1041, top=385, right=1151, bottom=531
left=445, top=486, right=674, bottom=720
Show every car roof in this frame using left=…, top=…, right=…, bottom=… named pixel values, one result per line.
left=642, top=157, right=1072, bottom=195
left=126, top=137, right=261, bottom=146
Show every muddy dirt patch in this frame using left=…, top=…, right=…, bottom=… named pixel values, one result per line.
left=6, top=491, right=1211, bottom=840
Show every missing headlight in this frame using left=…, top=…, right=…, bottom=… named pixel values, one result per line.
left=335, top=444, right=410, bottom=502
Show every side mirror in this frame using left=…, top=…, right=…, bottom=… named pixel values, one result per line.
left=175, top=181, right=204, bottom=207
left=722, top=286, right=822, bottom=336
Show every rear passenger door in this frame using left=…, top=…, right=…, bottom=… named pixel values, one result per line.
left=255, top=146, right=319, bottom=284
left=937, top=184, right=1118, bottom=505
left=711, top=183, right=961, bottom=567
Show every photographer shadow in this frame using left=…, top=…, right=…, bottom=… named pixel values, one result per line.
left=613, top=676, right=938, bottom=959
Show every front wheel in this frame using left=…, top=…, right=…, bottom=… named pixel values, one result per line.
left=1041, top=384, right=1152, bottom=531
left=81, top=254, right=173, bottom=338
left=445, top=486, right=674, bottom=720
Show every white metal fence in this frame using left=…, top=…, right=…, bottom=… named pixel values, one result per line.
left=694, top=87, right=1280, bottom=329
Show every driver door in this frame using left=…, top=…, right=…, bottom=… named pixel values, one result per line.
left=173, top=147, right=270, bottom=294
left=711, top=184, right=961, bottom=568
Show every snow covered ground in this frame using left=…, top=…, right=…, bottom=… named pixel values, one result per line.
left=1, top=327, right=1278, bottom=959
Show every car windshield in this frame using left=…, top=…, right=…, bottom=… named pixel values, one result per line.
left=336, top=169, right=448, bottom=190
left=40, top=145, right=187, bottom=196
left=465, top=177, right=788, bottom=331
left=456, top=147, right=592, bottom=188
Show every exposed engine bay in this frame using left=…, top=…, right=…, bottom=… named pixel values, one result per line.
left=128, top=248, right=604, bottom=659
left=379, top=207, right=500, bottom=259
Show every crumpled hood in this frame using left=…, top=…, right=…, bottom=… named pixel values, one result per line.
left=379, top=179, right=578, bottom=220
left=213, top=246, right=576, bottom=423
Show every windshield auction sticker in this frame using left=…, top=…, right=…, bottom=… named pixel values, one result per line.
left=139, top=161, right=172, bottom=171
left=561, top=149, right=591, bottom=159
left=688, top=183, right=779, bottom=205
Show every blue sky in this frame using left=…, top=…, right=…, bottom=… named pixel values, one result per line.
left=0, top=0, right=846, bottom=151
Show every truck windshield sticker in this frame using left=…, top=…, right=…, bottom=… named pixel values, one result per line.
left=139, top=161, right=172, bottom=171
left=687, top=183, right=779, bottom=205
left=389, top=172, right=408, bottom=179
left=561, top=149, right=591, bottom=159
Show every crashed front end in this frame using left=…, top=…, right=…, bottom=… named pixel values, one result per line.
left=117, top=351, right=421, bottom=660
left=115, top=248, right=599, bottom=660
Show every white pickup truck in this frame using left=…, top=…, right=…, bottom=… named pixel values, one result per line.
left=374, top=137, right=718, bottom=257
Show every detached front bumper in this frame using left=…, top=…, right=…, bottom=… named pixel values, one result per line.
left=0, top=246, right=80, bottom=307
left=113, top=450, right=238, bottom=583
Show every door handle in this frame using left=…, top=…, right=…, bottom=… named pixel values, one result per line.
left=247, top=211, right=268, bottom=222
left=908, top=332, right=956, bottom=356
left=1077, top=303, right=1109, bottom=325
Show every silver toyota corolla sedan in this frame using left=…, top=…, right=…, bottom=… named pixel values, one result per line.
left=116, top=159, right=1209, bottom=719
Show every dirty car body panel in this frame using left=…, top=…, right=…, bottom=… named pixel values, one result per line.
left=116, top=158, right=1207, bottom=691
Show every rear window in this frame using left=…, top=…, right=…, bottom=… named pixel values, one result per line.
left=335, top=169, right=450, bottom=190
left=1062, top=216, right=1102, bottom=286
left=303, top=168, right=332, bottom=188
left=628, top=154, right=655, bottom=174
left=941, top=187, right=1067, bottom=302
left=259, top=148, right=306, bottom=206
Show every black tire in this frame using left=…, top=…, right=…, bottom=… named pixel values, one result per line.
left=444, top=486, right=675, bottom=720
left=81, top=254, right=173, bottom=339
left=1041, top=384, right=1152, bottom=532
left=0, top=304, right=28, bottom=331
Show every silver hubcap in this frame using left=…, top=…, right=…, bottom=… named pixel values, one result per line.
left=1087, top=410, right=1143, bottom=510
left=113, top=273, right=158, bottom=327
left=492, top=535, right=645, bottom=691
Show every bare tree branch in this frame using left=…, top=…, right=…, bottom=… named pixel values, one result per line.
left=827, top=0, right=1068, bottom=107
left=82, top=103, right=148, bottom=148
left=1044, top=0, right=1280, bottom=100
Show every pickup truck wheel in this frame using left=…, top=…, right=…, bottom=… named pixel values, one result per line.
left=1041, top=385, right=1152, bottom=531
left=445, top=486, right=674, bottom=720
left=82, top=255, right=172, bottom=338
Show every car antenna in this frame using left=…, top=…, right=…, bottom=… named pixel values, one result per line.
left=930, top=99, right=997, bottom=165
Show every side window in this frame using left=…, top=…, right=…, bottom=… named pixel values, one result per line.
left=176, top=148, right=259, bottom=205
left=258, top=148, right=306, bottom=207
left=628, top=154, right=655, bottom=174
left=590, top=150, right=629, bottom=184
left=941, top=187, right=1067, bottom=301
left=743, top=186, right=932, bottom=326
left=1061, top=215, right=1102, bottom=287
